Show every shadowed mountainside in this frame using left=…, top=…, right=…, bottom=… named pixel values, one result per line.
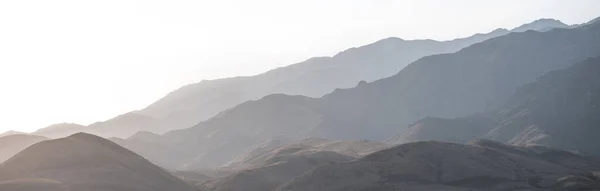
left=389, top=56, right=600, bottom=156
left=275, top=140, right=600, bottom=191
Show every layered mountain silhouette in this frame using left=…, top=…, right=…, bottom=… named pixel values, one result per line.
left=0, top=133, right=195, bottom=191
left=38, top=18, right=563, bottom=139
left=31, top=123, right=85, bottom=138
left=275, top=140, right=600, bottom=191
left=389, top=56, right=600, bottom=156
left=0, top=134, right=47, bottom=163
left=10, top=19, right=569, bottom=140
left=0, top=130, right=24, bottom=138
left=115, top=18, right=598, bottom=170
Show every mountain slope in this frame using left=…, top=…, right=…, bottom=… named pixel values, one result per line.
left=196, top=138, right=388, bottom=191
left=0, top=133, right=195, bottom=191
left=389, top=56, right=600, bottom=155
left=0, top=135, right=48, bottom=163
left=276, top=140, right=600, bottom=191
left=198, top=149, right=355, bottom=191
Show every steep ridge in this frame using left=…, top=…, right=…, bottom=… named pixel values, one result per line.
left=0, top=133, right=195, bottom=191
left=117, top=17, right=599, bottom=170
left=0, top=135, right=48, bottom=163
left=312, top=20, right=600, bottom=140
left=389, top=56, right=600, bottom=156
left=133, top=18, right=568, bottom=134
left=276, top=140, right=600, bottom=191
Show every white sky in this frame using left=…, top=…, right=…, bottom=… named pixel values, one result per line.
left=0, top=0, right=599, bottom=133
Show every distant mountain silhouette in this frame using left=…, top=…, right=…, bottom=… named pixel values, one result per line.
left=511, top=18, right=569, bottom=32
left=0, top=134, right=47, bottom=163
left=109, top=18, right=567, bottom=136
left=275, top=140, right=600, bottom=191
left=9, top=19, right=568, bottom=140
left=390, top=57, right=600, bottom=155
left=31, top=123, right=84, bottom=138
left=0, top=130, right=25, bottom=138
left=29, top=113, right=160, bottom=139
left=0, top=133, right=195, bottom=191
left=197, top=147, right=355, bottom=191
left=114, top=17, right=598, bottom=170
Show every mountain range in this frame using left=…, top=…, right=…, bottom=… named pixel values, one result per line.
left=1, top=16, right=600, bottom=191
left=388, top=56, right=600, bottom=155
left=20, top=18, right=571, bottom=139
left=113, top=17, right=600, bottom=170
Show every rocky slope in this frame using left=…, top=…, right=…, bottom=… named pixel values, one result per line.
left=197, top=144, right=356, bottom=191
left=276, top=140, right=600, bottom=191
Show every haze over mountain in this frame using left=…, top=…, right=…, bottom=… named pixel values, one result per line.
left=134, top=18, right=570, bottom=133
left=30, top=123, right=85, bottom=138
left=2, top=1, right=600, bottom=191
left=389, top=56, right=600, bottom=156
left=275, top=140, right=600, bottom=191
left=0, top=134, right=47, bottom=163
left=29, top=18, right=571, bottom=139
left=0, top=130, right=25, bottom=138
left=0, top=133, right=195, bottom=191
left=113, top=17, right=599, bottom=170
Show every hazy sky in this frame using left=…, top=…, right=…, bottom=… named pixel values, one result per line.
left=0, top=0, right=599, bottom=133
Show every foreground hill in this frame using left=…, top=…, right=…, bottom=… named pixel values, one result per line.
left=116, top=17, right=598, bottom=170
left=0, top=135, right=47, bottom=163
left=276, top=140, right=600, bottom=191
left=0, top=133, right=194, bottom=191
left=389, top=56, right=600, bottom=155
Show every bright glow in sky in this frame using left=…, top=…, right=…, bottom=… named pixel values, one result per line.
left=0, top=0, right=599, bottom=133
